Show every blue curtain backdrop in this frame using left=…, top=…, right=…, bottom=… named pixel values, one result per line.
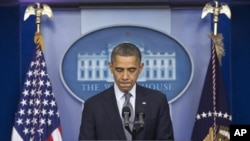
left=0, top=5, right=20, bottom=141
left=231, top=4, right=250, bottom=124
left=0, top=5, right=35, bottom=141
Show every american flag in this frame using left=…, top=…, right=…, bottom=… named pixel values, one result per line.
left=11, top=36, right=62, bottom=141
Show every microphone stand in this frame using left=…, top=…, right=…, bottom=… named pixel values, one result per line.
left=125, top=120, right=144, bottom=141
left=122, top=107, right=145, bottom=141
left=132, top=126, right=136, bottom=140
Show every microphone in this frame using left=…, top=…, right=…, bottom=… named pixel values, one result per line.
left=137, top=112, right=145, bottom=128
left=137, top=106, right=145, bottom=128
left=122, top=106, right=131, bottom=127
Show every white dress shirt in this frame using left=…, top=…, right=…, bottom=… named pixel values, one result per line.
left=114, top=83, right=136, bottom=119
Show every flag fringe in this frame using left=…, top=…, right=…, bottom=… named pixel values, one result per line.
left=34, top=32, right=44, bottom=52
left=210, top=33, right=225, bottom=65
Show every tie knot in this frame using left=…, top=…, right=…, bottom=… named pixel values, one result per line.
left=124, top=93, right=131, bottom=101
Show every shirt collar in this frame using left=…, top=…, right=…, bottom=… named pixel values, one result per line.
left=114, top=83, right=136, bottom=99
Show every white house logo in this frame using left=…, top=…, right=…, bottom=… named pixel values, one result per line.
left=60, top=26, right=193, bottom=103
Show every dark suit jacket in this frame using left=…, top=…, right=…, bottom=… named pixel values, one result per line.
left=78, top=84, right=174, bottom=140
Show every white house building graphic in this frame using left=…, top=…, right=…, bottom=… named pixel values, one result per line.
left=61, top=27, right=193, bottom=103
left=77, top=42, right=176, bottom=82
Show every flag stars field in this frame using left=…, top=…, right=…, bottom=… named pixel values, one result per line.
left=196, top=111, right=232, bottom=121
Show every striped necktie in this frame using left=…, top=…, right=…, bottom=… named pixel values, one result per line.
left=123, top=93, right=134, bottom=140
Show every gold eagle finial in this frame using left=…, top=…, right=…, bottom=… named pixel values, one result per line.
left=24, top=3, right=53, bottom=33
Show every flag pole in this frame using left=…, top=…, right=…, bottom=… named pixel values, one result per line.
left=23, top=2, right=53, bottom=51
left=201, top=0, right=231, bottom=141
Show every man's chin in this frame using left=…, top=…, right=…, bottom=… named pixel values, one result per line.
left=119, top=85, right=132, bottom=92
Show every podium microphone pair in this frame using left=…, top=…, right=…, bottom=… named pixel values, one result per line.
left=122, top=106, right=145, bottom=139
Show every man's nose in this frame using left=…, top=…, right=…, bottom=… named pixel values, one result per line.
left=122, top=71, right=129, bottom=79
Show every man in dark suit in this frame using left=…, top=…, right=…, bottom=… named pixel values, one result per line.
left=78, top=42, right=174, bottom=140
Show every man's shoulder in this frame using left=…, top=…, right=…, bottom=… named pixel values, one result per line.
left=137, top=84, right=165, bottom=97
left=85, top=85, right=114, bottom=103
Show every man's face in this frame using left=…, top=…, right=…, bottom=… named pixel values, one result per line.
left=109, top=55, right=144, bottom=93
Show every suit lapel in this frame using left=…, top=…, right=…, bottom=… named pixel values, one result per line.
left=134, top=85, right=148, bottom=138
left=103, top=86, right=126, bottom=140
left=135, top=85, right=148, bottom=117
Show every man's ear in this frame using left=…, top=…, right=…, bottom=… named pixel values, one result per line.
left=109, top=62, right=113, bottom=73
left=139, top=62, right=144, bottom=72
